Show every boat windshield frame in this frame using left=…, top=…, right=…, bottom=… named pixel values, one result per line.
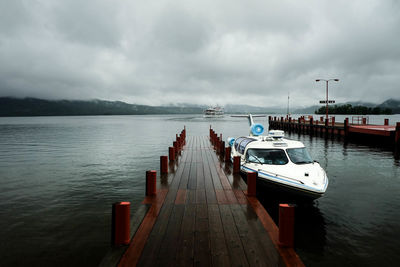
left=286, top=147, right=313, bottom=164
left=245, top=148, right=289, bottom=165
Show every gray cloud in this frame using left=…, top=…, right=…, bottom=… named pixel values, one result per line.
left=0, top=0, right=399, bottom=108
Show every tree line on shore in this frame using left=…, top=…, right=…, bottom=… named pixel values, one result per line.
left=315, top=104, right=392, bottom=115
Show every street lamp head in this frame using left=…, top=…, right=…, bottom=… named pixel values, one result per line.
left=315, top=79, right=320, bottom=82
left=334, top=79, right=339, bottom=81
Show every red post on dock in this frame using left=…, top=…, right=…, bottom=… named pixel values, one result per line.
left=325, top=118, right=328, bottom=127
left=331, top=117, right=335, bottom=127
left=247, top=172, right=257, bottom=196
left=362, top=117, right=367, bottom=125
left=320, top=116, right=323, bottom=123
left=160, top=156, right=168, bottom=174
left=173, top=141, right=178, bottom=154
left=384, top=119, right=389, bottom=126
left=395, top=122, right=400, bottom=146
left=146, top=170, right=157, bottom=196
left=278, top=204, right=295, bottom=247
left=233, top=156, right=241, bottom=174
left=112, top=201, right=130, bottom=246
left=169, top=147, right=175, bottom=162
left=344, top=118, right=349, bottom=137
left=225, top=147, right=231, bottom=162
left=220, top=141, right=225, bottom=156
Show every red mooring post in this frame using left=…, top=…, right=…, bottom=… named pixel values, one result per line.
left=169, top=147, right=175, bottom=162
left=225, top=147, right=231, bottom=163
left=344, top=118, right=349, bottom=137
left=384, top=118, right=389, bottom=125
left=247, top=172, right=257, bottom=196
left=220, top=141, right=225, bottom=155
left=233, top=156, right=241, bottom=174
left=331, top=117, right=335, bottom=127
left=160, top=156, right=168, bottom=174
left=278, top=204, right=295, bottom=247
left=112, top=201, right=130, bottom=246
left=146, top=170, right=157, bottom=196
left=395, top=122, right=400, bottom=146
left=362, top=117, right=367, bottom=125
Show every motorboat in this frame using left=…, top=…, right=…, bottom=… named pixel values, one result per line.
left=204, top=106, right=224, bottom=118
left=228, top=114, right=328, bottom=200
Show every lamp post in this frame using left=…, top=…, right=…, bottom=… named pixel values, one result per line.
left=316, top=78, right=339, bottom=122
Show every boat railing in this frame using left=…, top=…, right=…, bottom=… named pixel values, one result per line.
left=351, top=115, right=369, bottom=125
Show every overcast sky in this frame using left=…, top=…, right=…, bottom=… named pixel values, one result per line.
left=0, top=0, right=399, bottom=107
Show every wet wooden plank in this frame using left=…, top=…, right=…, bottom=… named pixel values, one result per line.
left=203, top=155, right=217, bottom=204
left=224, top=189, right=238, bottom=204
left=215, top=163, right=232, bottom=190
left=187, top=190, right=196, bottom=204
left=164, top=188, right=178, bottom=204
left=208, top=204, right=231, bottom=267
left=230, top=204, right=274, bottom=266
left=204, top=148, right=223, bottom=190
left=142, top=189, right=169, bottom=204
left=194, top=204, right=211, bottom=266
left=239, top=204, right=284, bottom=267
left=196, top=162, right=205, bottom=189
left=179, top=161, right=191, bottom=189
left=215, top=189, right=228, bottom=205
left=218, top=205, right=249, bottom=267
left=175, top=189, right=187, bottom=204
left=170, top=161, right=186, bottom=189
left=156, top=205, right=185, bottom=266
left=195, top=189, right=206, bottom=204
left=233, top=190, right=248, bottom=204
left=188, top=162, right=197, bottom=189
left=176, top=204, right=196, bottom=266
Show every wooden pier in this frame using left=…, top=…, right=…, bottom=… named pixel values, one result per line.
left=100, top=133, right=304, bottom=267
left=268, top=116, right=400, bottom=147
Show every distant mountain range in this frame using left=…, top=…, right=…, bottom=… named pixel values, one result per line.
left=0, top=97, right=286, bottom=116
left=0, top=97, right=399, bottom=116
left=0, top=97, right=204, bottom=116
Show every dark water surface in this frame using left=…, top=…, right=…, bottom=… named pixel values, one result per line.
left=0, top=115, right=399, bottom=266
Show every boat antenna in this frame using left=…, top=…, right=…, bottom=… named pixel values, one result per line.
left=287, top=92, right=290, bottom=116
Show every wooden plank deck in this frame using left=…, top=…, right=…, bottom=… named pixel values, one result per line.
left=116, top=135, right=304, bottom=267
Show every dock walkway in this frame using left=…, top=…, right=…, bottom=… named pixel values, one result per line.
left=112, top=135, right=303, bottom=267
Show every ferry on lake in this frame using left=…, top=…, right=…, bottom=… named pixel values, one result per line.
left=229, top=114, right=328, bottom=200
left=203, top=106, right=224, bottom=118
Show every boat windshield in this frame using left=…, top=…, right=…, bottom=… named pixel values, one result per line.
left=246, top=149, right=288, bottom=165
left=286, top=147, right=313, bottom=164
left=234, top=137, right=256, bottom=154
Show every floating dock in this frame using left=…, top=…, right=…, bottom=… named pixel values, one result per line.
left=100, top=131, right=304, bottom=267
left=268, top=116, right=400, bottom=147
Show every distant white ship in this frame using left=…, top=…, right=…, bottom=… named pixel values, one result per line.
left=203, top=106, right=224, bottom=118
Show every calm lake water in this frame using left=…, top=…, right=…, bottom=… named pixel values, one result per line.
left=0, top=114, right=399, bottom=266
